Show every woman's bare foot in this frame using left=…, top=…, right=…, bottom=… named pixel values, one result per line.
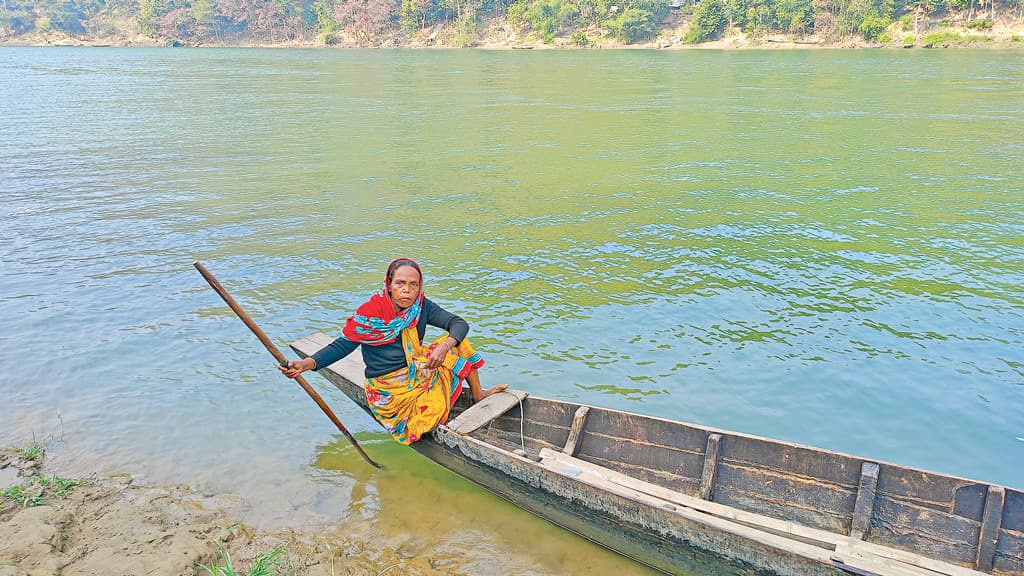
left=473, top=383, right=508, bottom=402
left=465, top=370, right=508, bottom=402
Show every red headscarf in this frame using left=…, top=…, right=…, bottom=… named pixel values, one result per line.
left=342, top=258, right=424, bottom=346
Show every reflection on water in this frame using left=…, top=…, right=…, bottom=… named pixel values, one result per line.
left=0, top=47, right=1022, bottom=575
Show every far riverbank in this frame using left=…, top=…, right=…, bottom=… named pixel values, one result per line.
left=3, top=13, right=1022, bottom=50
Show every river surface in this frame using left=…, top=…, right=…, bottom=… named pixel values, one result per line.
left=1, top=46, right=1022, bottom=575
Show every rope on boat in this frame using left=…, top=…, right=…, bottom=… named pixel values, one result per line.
left=482, top=390, right=527, bottom=456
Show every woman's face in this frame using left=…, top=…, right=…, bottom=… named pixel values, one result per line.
left=388, top=265, right=421, bottom=310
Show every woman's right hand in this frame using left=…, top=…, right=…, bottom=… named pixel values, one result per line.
left=278, top=358, right=315, bottom=379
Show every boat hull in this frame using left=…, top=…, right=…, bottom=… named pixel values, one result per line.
left=291, top=333, right=1022, bottom=576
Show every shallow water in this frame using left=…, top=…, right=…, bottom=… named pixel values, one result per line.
left=1, top=46, right=1022, bottom=574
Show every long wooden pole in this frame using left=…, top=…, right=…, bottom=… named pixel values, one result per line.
left=194, top=261, right=381, bottom=469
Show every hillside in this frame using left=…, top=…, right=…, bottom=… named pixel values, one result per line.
left=1, top=0, right=1022, bottom=48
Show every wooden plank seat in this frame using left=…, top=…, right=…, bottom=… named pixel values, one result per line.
left=448, top=389, right=529, bottom=434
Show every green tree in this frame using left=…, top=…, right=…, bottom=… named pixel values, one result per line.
left=524, top=0, right=563, bottom=42
left=573, top=0, right=597, bottom=22
left=906, top=0, right=937, bottom=35
left=723, top=0, right=749, bottom=28
left=775, top=0, right=813, bottom=32
left=138, top=0, right=165, bottom=35
left=625, top=0, right=670, bottom=20
left=313, top=0, right=338, bottom=38
left=744, top=0, right=773, bottom=32
left=507, top=0, right=529, bottom=27
left=452, top=10, right=475, bottom=43
left=685, top=0, right=725, bottom=41
left=190, top=0, right=220, bottom=39
left=857, top=9, right=888, bottom=38
left=400, top=0, right=419, bottom=29
left=611, top=6, right=656, bottom=41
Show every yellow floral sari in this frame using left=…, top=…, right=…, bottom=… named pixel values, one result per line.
left=364, top=325, right=484, bottom=445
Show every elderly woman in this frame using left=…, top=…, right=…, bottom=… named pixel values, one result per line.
left=279, top=258, right=506, bottom=444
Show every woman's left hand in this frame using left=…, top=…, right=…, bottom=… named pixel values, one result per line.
left=426, top=340, right=452, bottom=369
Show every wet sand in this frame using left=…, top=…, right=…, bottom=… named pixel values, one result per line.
left=0, top=451, right=448, bottom=576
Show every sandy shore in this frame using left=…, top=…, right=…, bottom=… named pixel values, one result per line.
left=0, top=451, right=448, bottom=576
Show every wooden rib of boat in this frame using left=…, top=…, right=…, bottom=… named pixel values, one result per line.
left=291, top=333, right=1022, bottom=576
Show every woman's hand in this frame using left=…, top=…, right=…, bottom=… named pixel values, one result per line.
left=278, top=358, right=315, bottom=379
left=426, top=338, right=457, bottom=370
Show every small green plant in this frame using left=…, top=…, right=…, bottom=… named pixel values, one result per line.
left=2, top=483, right=45, bottom=507
left=902, top=34, right=915, bottom=45
left=200, top=542, right=285, bottom=576
left=966, top=18, right=992, bottom=30
left=571, top=29, right=590, bottom=45
left=46, top=474, right=79, bottom=498
left=13, top=441, right=45, bottom=462
left=325, top=542, right=336, bottom=576
left=878, top=32, right=892, bottom=43
left=2, top=473, right=80, bottom=507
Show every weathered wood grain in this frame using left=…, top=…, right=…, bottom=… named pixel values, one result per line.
left=993, top=526, right=1023, bottom=575
left=720, top=434, right=861, bottom=487
left=512, top=400, right=577, bottom=429
left=577, top=431, right=706, bottom=483
left=835, top=541, right=988, bottom=576
left=430, top=428, right=800, bottom=576
left=537, top=449, right=986, bottom=576
left=975, top=486, right=1004, bottom=571
left=487, top=411, right=573, bottom=449
left=699, top=434, right=722, bottom=501
left=584, top=408, right=709, bottom=452
left=870, top=497, right=979, bottom=565
left=953, top=484, right=989, bottom=520
left=714, top=460, right=857, bottom=533
left=1001, top=487, right=1024, bottom=532
left=563, top=406, right=590, bottom=456
left=877, top=467, right=988, bottom=517
left=486, top=429, right=560, bottom=456
left=540, top=448, right=837, bottom=548
left=851, top=462, right=880, bottom=540
left=581, top=453, right=703, bottom=496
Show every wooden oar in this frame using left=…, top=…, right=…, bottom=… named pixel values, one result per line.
left=194, top=261, right=381, bottom=469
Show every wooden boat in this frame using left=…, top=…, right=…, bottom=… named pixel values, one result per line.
left=291, top=333, right=1022, bottom=576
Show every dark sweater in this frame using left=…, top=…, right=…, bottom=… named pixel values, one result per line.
left=310, top=297, right=470, bottom=378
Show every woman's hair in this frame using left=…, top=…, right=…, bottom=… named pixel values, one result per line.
left=386, top=258, right=421, bottom=284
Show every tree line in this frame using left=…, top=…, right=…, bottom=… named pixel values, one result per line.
left=0, top=0, right=1019, bottom=46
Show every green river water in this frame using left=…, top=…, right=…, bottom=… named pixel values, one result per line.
left=1, top=46, right=1021, bottom=574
